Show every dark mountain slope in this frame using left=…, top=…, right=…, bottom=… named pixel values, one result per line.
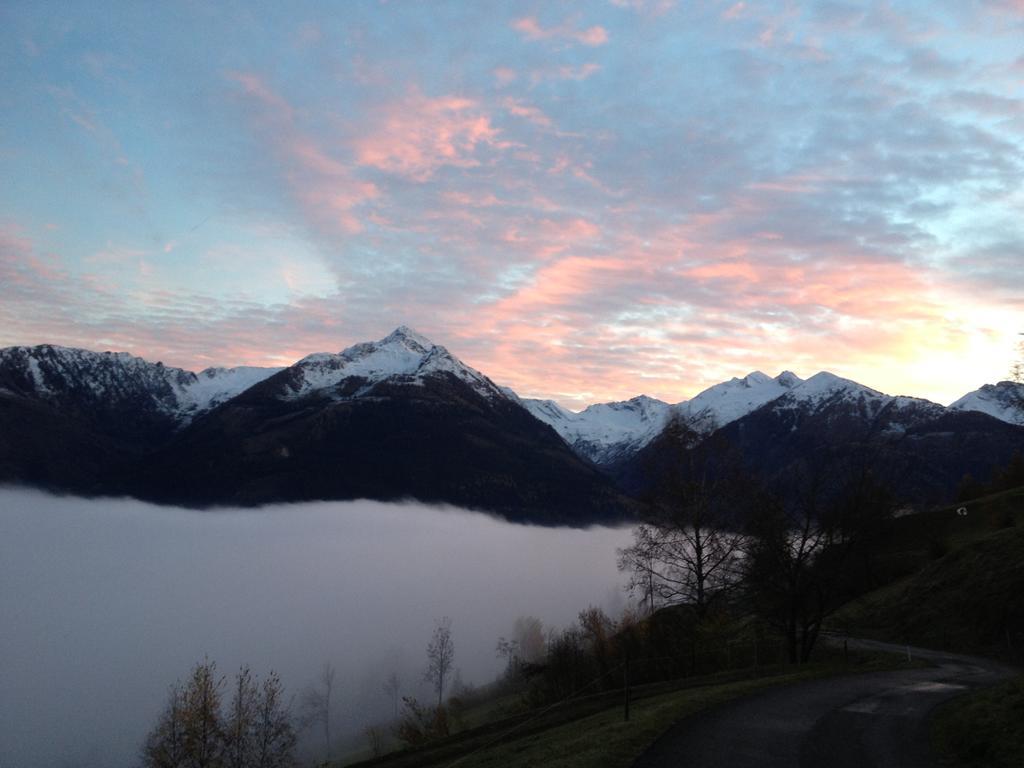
left=615, top=373, right=1024, bottom=507
left=136, top=369, right=633, bottom=524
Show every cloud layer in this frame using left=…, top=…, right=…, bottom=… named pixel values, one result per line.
left=1, top=1, right=1022, bottom=406
left=0, top=490, right=631, bottom=768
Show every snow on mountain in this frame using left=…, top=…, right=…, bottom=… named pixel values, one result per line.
left=781, top=371, right=882, bottom=406
left=759, top=370, right=952, bottom=434
left=514, top=395, right=576, bottom=427
left=518, top=371, right=805, bottom=465
left=174, top=365, right=284, bottom=417
left=517, top=369, right=968, bottom=466
left=281, top=326, right=506, bottom=401
left=517, top=394, right=674, bottom=465
left=681, top=371, right=803, bottom=427
left=0, top=344, right=280, bottom=423
left=950, top=381, right=1024, bottom=426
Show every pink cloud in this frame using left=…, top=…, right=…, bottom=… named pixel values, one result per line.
left=353, top=90, right=506, bottom=181
left=2, top=214, right=1016, bottom=411
left=493, top=67, right=517, bottom=86
left=503, top=98, right=554, bottom=128
left=685, top=261, right=761, bottom=282
left=227, top=71, right=377, bottom=235
left=441, top=190, right=504, bottom=208
left=558, top=63, right=602, bottom=81
left=511, top=16, right=609, bottom=46
left=723, top=3, right=746, bottom=21
left=528, top=63, right=602, bottom=85
left=288, top=138, right=379, bottom=233
left=225, top=71, right=294, bottom=121
left=499, top=217, right=602, bottom=261
left=609, top=0, right=676, bottom=16
left=985, top=0, right=1024, bottom=15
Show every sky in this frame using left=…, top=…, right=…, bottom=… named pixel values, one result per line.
left=1, top=1, right=1022, bottom=409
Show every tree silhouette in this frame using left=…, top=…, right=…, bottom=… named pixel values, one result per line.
left=382, top=671, right=401, bottom=720
left=300, top=662, right=335, bottom=764
left=142, top=661, right=295, bottom=768
left=424, top=617, right=455, bottom=708
left=1011, top=334, right=1024, bottom=384
left=744, top=454, right=895, bottom=663
left=618, top=413, right=746, bottom=617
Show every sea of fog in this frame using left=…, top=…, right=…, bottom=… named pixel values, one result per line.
left=0, top=489, right=633, bottom=768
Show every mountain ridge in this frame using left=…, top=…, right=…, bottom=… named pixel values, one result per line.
left=0, top=330, right=633, bottom=523
left=1, top=329, right=1021, bottom=521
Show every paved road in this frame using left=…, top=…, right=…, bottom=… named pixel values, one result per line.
left=633, top=638, right=1015, bottom=768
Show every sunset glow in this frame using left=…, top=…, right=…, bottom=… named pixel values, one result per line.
left=2, top=1, right=1021, bottom=407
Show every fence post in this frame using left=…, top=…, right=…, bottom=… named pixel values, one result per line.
left=624, top=646, right=631, bottom=722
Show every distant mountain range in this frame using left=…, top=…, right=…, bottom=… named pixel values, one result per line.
left=1, top=327, right=1021, bottom=523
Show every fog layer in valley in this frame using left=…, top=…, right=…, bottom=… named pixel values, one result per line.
left=0, top=489, right=632, bottom=767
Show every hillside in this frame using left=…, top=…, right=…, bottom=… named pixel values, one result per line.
left=832, top=485, right=1024, bottom=660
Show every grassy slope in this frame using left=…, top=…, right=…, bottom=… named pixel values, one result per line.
left=833, top=486, right=1024, bottom=659
left=833, top=485, right=1024, bottom=767
left=342, top=652, right=914, bottom=768
left=931, top=676, right=1024, bottom=768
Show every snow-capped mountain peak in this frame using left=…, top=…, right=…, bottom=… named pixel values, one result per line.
left=383, top=325, right=435, bottom=351
left=765, top=371, right=893, bottom=417
left=950, top=381, right=1024, bottom=426
left=763, top=371, right=954, bottom=429
left=0, top=344, right=280, bottom=422
left=517, top=393, right=674, bottom=465
left=739, top=371, right=773, bottom=386
left=518, top=370, right=812, bottom=465
left=175, top=365, right=284, bottom=417
left=789, top=371, right=880, bottom=401
left=680, top=370, right=804, bottom=427
left=775, top=370, right=802, bottom=388
left=285, top=327, right=505, bottom=401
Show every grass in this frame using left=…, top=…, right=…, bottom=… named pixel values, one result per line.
left=931, top=675, right=1024, bottom=768
left=832, top=522, right=1024, bottom=660
left=342, top=650, right=916, bottom=768
left=861, top=485, right=1024, bottom=585
left=832, top=484, right=1024, bottom=661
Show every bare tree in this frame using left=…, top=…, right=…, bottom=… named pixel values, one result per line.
left=578, top=606, right=616, bottom=687
left=618, top=413, right=747, bottom=617
left=512, top=616, right=546, bottom=663
left=252, top=671, right=296, bottom=768
left=382, top=672, right=401, bottom=720
left=143, top=661, right=295, bottom=768
left=744, top=454, right=895, bottom=663
left=182, top=659, right=225, bottom=768
left=496, top=615, right=546, bottom=681
left=222, top=666, right=295, bottom=768
left=495, top=635, right=519, bottom=678
left=300, top=662, right=335, bottom=764
left=141, top=684, right=188, bottom=768
left=424, top=617, right=455, bottom=709
left=1009, top=334, right=1024, bottom=420
left=394, top=695, right=448, bottom=746
left=143, top=659, right=225, bottom=768
left=365, top=725, right=386, bottom=757
left=1011, top=334, right=1024, bottom=384
left=224, top=666, right=258, bottom=768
